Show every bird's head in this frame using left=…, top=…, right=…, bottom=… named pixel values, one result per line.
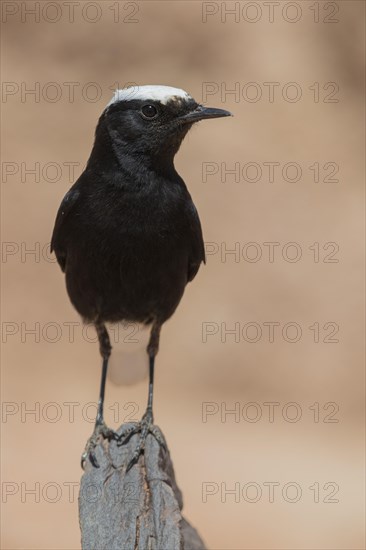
left=94, top=85, right=231, bottom=172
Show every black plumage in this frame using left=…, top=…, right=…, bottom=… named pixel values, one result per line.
left=51, top=85, right=231, bottom=469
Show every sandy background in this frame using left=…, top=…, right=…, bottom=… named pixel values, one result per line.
left=1, top=1, right=365, bottom=549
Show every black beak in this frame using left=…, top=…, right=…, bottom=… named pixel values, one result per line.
left=179, top=105, right=232, bottom=124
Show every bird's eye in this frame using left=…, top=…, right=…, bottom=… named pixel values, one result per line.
left=141, top=104, right=158, bottom=119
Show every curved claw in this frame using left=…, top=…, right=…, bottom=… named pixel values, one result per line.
left=80, top=422, right=115, bottom=470
left=89, top=451, right=100, bottom=468
left=81, top=450, right=100, bottom=469
left=126, top=453, right=140, bottom=472
left=124, top=418, right=167, bottom=472
left=81, top=453, right=87, bottom=470
left=116, top=425, right=140, bottom=447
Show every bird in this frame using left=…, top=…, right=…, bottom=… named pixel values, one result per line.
left=51, top=84, right=232, bottom=470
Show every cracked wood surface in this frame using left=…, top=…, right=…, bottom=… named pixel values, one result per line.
left=79, top=422, right=206, bottom=550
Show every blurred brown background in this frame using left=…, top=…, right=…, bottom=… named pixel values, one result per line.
left=1, top=1, right=365, bottom=548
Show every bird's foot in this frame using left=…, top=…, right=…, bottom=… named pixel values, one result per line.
left=117, top=409, right=166, bottom=472
left=81, top=421, right=116, bottom=469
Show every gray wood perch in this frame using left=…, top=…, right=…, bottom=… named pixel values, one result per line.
left=79, top=422, right=206, bottom=550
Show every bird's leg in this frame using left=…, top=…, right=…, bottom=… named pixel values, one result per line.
left=119, top=321, right=166, bottom=471
left=81, top=322, right=115, bottom=469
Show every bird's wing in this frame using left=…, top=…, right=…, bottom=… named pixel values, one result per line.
left=187, top=202, right=206, bottom=283
left=50, top=186, right=81, bottom=272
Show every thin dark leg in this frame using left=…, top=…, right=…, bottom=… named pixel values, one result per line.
left=95, top=357, right=108, bottom=425
left=144, top=320, right=161, bottom=419
left=94, top=322, right=111, bottom=425
left=143, top=320, right=160, bottom=420
left=123, top=321, right=166, bottom=471
left=81, top=322, right=114, bottom=469
left=146, top=354, right=155, bottom=416
left=147, top=321, right=161, bottom=358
